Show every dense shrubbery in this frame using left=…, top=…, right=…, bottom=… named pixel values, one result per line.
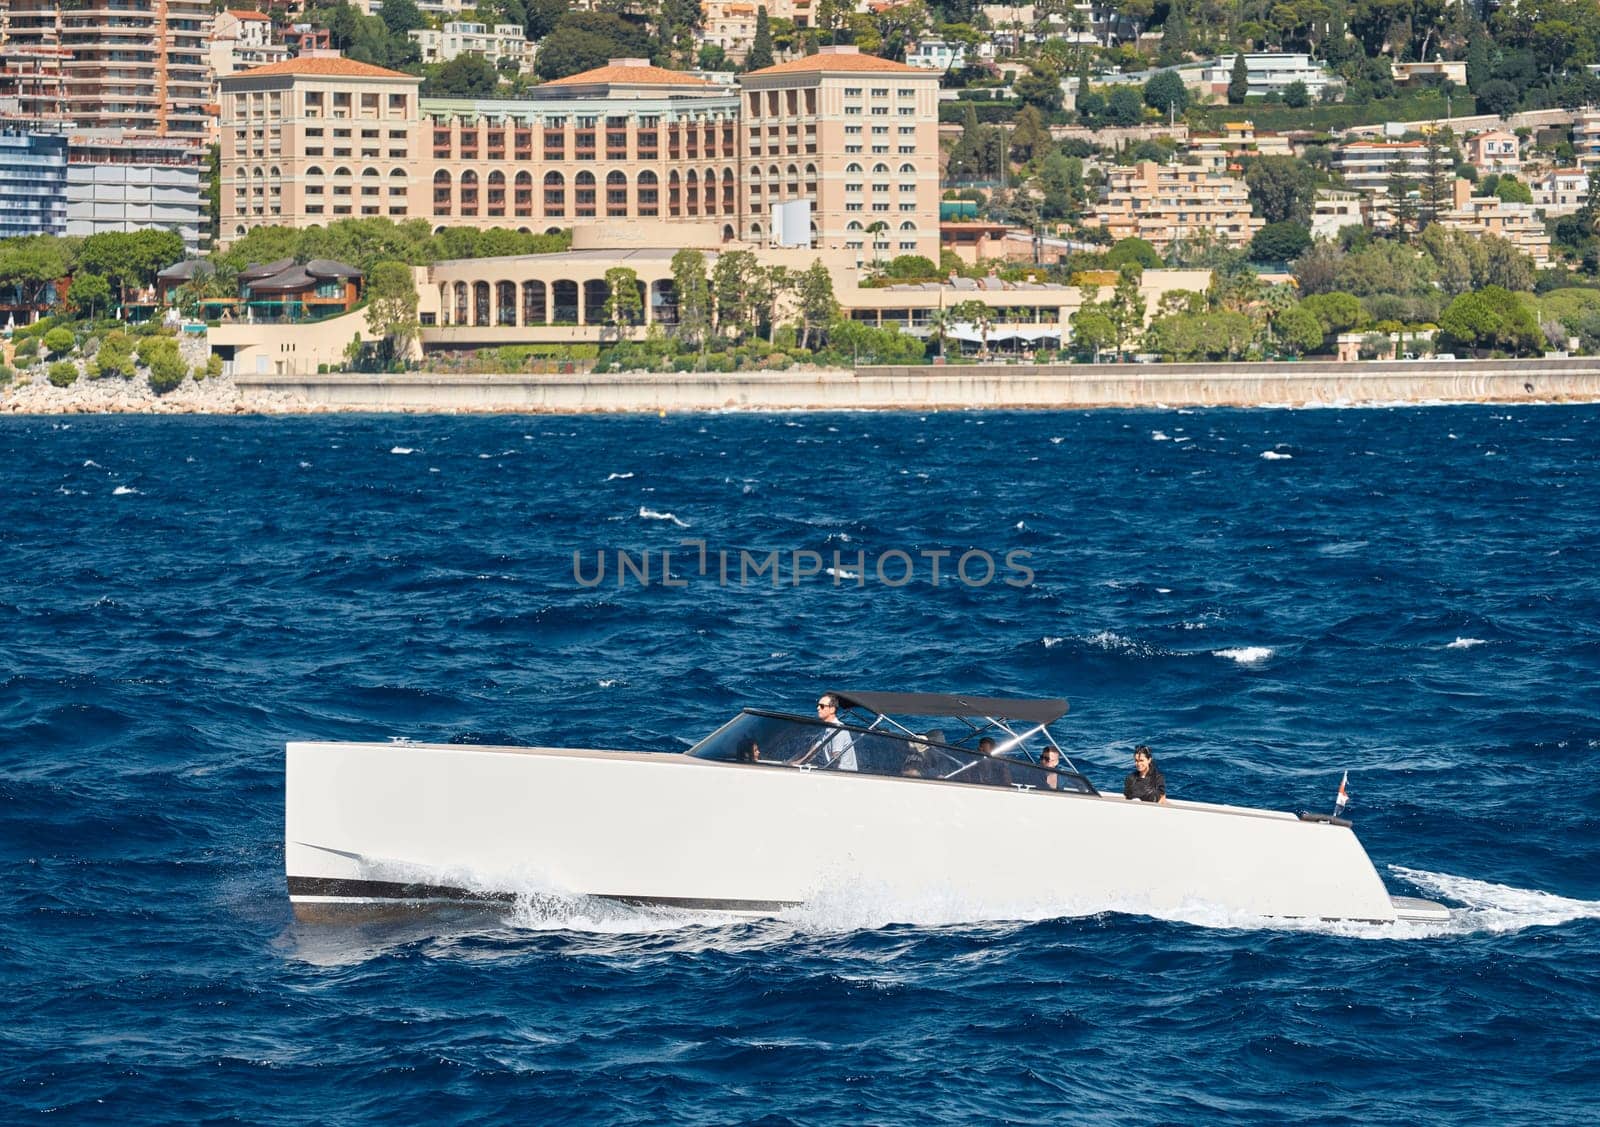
left=47, top=360, right=78, bottom=387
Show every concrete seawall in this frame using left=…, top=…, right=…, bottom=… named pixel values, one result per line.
left=235, top=357, right=1600, bottom=414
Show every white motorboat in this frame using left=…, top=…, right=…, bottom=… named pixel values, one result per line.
left=285, top=691, right=1450, bottom=926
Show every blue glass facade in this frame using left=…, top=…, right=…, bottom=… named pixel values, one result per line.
left=0, top=131, right=68, bottom=239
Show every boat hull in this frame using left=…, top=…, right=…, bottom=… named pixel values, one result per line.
left=286, top=741, right=1404, bottom=924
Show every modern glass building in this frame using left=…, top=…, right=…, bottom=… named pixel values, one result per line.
left=0, top=130, right=68, bottom=239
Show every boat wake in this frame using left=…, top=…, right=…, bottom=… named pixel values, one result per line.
left=1386, top=866, right=1600, bottom=936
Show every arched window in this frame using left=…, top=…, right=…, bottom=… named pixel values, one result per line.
left=333, top=166, right=351, bottom=177
left=362, top=167, right=379, bottom=177
left=606, top=169, right=628, bottom=216
left=486, top=169, right=506, bottom=215
left=685, top=168, right=699, bottom=216
left=899, top=163, right=916, bottom=175
left=235, top=167, right=247, bottom=181
left=847, top=221, right=863, bottom=231
left=459, top=169, right=478, bottom=215
left=432, top=169, right=451, bottom=215
left=488, top=170, right=505, bottom=184
left=514, top=170, right=533, bottom=217
left=638, top=169, right=659, bottom=217
left=253, top=166, right=264, bottom=179
left=543, top=170, right=565, bottom=216
left=846, top=162, right=863, bottom=174
left=305, top=167, right=323, bottom=178
left=872, top=163, right=889, bottom=174
left=269, top=165, right=281, bottom=178
left=575, top=169, right=596, bottom=217
left=900, top=221, right=917, bottom=230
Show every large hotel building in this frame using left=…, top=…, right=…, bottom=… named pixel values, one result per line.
left=218, top=47, right=942, bottom=260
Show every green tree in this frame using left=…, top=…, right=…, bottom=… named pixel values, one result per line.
left=1105, top=237, right=1163, bottom=270
left=1476, top=79, right=1518, bottom=119
left=1015, top=67, right=1065, bottom=115
left=603, top=266, right=644, bottom=338
left=1109, top=263, right=1146, bottom=353
left=1249, top=221, right=1312, bottom=263
left=1009, top=104, right=1052, bottom=163
left=1069, top=306, right=1116, bottom=355
left=1495, top=176, right=1533, bottom=204
left=1439, top=285, right=1541, bottom=356
left=748, top=7, right=775, bottom=70
left=0, top=236, right=74, bottom=311
left=77, top=229, right=184, bottom=309
left=92, top=330, right=135, bottom=379
left=42, top=327, right=76, bottom=358
left=1143, top=310, right=1255, bottom=360
left=533, top=13, right=652, bottom=81
left=1244, top=155, right=1317, bottom=224
left=1418, top=127, right=1455, bottom=229
left=1228, top=53, right=1249, bottom=105
left=949, top=298, right=995, bottom=355
left=712, top=249, right=760, bottom=338
left=1386, top=169, right=1417, bottom=238
left=1298, top=291, right=1369, bottom=337
left=1282, top=79, right=1310, bottom=108
left=379, top=0, right=426, bottom=35
left=364, top=260, right=420, bottom=362
left=67, top=272, right=112, bottom=320
left=1273, top=304, right=1325, bottom=355
left=144, top=338, right=189, bottom=394
left=796, top=260, right=837, bottom=349
left=1143, top=71, right=1188, bottom=116
left=427, top=53, right=500, bottom=97
left=1105, top=86, right=1145, bottom=127
left=670, top=248, right=711, bottom=346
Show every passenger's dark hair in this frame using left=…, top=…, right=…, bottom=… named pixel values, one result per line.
left=736, top=738, right=759, bottom=763
left=1134, top=744, right=1152, bottom=758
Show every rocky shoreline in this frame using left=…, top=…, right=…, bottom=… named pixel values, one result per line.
left=0, top=369, right=321, bottom=415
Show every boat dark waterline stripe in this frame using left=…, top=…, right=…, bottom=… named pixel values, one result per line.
left=286, top=876, right=799, bottom=914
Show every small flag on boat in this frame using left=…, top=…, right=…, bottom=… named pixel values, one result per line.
left=1334, top=771, right=1349, bottom=817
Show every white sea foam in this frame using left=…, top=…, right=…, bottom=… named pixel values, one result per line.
left=824, top=567, right=861, bottom=580
left=638, top=506, right=689, bottom=528
left=605, top=472, right=634, bottom=481
left=1151, top=430, right=1172, bottom=441
left=1446, top=637, right=1486, bottom=649
left=1014, top=520, right=1027, bottom=531
left=1156, top=588, right=1172, bottom=594
left=112, top=485, right=139, bottom=496
left=597, top=679, right=619, bottom=688
left=1049, top=436, right=1064, bottom=444
left=1260, top=450, right=1292, bottom=460
left=390, top=446, right=414, bottom=455
left=1042, top=636, right=1064, bottom=648
left=1215, top=645, right=1273, bottom=664
left=298, top=461, right=312, bottom=469
left=1387, top=867, right=1600, bottom=937
left=83, top=459, right=100, bottom=468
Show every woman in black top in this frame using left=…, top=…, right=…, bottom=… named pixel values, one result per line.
left=1123, top=744, right=1168, bottom=804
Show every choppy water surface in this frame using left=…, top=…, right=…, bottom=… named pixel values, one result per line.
left=3, top=408, right=1598, bottom=1124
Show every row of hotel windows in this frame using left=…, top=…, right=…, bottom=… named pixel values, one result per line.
left=430, top=124, right=736, bottom=161
left=431, top=168, right=736, bottom=219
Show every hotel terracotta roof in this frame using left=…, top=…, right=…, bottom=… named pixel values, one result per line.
left=745, top=48, right=923, bottom=76
left=233, top=56, right=416, bottom=80
left=226, top=8, right=272, bottom=19
left=542, top=63, right=714, bottom=88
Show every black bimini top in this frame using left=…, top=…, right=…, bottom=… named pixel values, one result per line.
left=830, top=691, right=1068, bottom=725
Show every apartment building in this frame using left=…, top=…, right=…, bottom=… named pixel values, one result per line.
left=1199, top=54, right=1342, bottom=101
left=1531, top=168, right=1590, bottom=217
left=739, top=46, right=942, bottom=260
left=1333, top=141, right=1427, bottom=194
left=220, top=56, right=422, bottom=239
left=1090, top=161, right=1263, bottom=250
left=0, top=131, right=69, bottom=239
left=211, top=9, right=290, bottom=88
left=67, top=134, right=208, bottom=251
left=1464, top=129, right=1520, bottom=175
left=1574, top=108, right=1600, bottom=170
left=700, top=0, right=816, bottom=64
left=409, top=22, right=537, bottom=77
left=1310, top=189, right=1365, bottom=240
left=1186, top=120, right=1291, bottom=173
left=218, top=48, right=943, bottom=258
left=5, top=0, right=213, bottom=138
left=1440, top=179, right=1551, bottom=265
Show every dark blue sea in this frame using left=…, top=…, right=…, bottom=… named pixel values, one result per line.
left=4, top=406, right=1598, bottom=1124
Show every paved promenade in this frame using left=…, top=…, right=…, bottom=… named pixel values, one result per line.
left=232, top=357, right=1600, bottom=413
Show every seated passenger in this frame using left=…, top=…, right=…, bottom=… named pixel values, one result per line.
left=900, top=731, right=943, bottom=778
left=735, top=738, right=761, bottom=763
left=969, top=736, right=1013, bottom=788
left=806, top=693, right=858, bottom=771
left=1123, top=744, right=1168, bottom=804
left=1039, top=745, right=1062, bottom=790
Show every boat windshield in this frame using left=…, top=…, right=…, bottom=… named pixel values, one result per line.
left=687, top=709, right=1097, bottom=795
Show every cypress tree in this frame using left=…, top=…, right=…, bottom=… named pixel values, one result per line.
left=748, top=7, right=774, bottom=71
left=1228, top=53, right=1249, bottom=105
